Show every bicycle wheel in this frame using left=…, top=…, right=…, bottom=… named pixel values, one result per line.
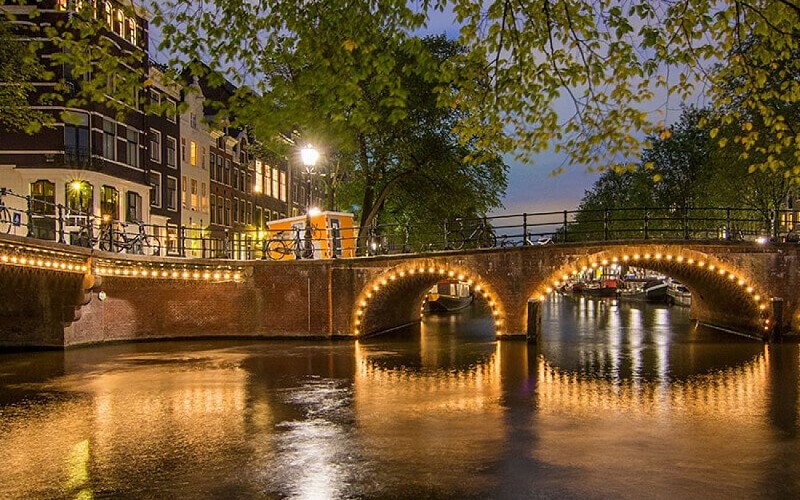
left=446, top=230, right=466, bottom=250
left=478, top=229, right=497, bottom=249
left=0, top=207, right=12, bottom=234
left=98, top=230, right=115, bottom=252
left=144, top=236, right=161, bottom=256
left=266, top=238, right=291, bottom=260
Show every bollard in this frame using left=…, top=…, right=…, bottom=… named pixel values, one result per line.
left=527, top=299, right=542, bottom=344
left=770, top=297, right=784, bottom=342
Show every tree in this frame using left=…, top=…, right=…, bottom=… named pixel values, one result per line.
left=149, top=0, right=800, bottom=176
left=0, top=20, right=51, bottom=132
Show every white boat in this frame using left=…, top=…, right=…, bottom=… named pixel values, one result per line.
left=667, top=281, right=691, bottom=307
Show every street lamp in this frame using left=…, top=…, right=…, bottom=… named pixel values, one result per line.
left=300, top=144, right=319, bottom=259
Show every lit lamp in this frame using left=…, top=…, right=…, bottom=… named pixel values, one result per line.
left=300, top=145, right=319, bottom=259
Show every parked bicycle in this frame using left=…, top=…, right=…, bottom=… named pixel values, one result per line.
left=446, top=217, right=497, bottom=249
left=0, top=188, right=19, bottom=234
left=98, top=221, right=161, bottom=255
left=263, top=226, right=308, bottom=260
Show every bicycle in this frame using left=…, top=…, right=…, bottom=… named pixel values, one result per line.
left=263, top=227, right=304, bottom=260
left=446, top=217, right=497, bottom=250
left=100, top=221, right=161, bottom=255
left=0, top=187, right=19, bottom=234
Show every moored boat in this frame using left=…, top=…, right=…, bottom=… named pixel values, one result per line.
left=617, top=278, right=669, bottom=303
left=667, top=281, right=692, bottom=307
left=426, top=280, right=473, bottom=312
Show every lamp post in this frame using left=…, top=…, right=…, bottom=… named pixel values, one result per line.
left=300, top=145, right=320, bottom=259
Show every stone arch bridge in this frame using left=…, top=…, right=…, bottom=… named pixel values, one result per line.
left=1, top=234, right=798, bottom=348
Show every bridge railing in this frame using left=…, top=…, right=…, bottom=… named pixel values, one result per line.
left=2, top=186, right=799, bottom=260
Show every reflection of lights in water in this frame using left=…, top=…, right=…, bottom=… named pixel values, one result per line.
left=273, top=379, right=355, bottom=499
left=536, top=346, right=768, bottom=416
left=66, top=439, right=90, bottom=497
left=607, top=303, right=621, bottom=382
left=629, top=307, right=643, bottom=382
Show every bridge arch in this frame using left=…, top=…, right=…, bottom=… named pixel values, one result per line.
left=530, top=249, right=772, bottom=336
left=353, top=264, right=505, bottom=338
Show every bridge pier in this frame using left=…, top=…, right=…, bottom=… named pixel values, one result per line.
left=526, top=299, right=541, bottom=344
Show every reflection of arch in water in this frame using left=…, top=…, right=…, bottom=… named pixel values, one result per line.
left=530, top=250, right=771, bottom=335
left=536, top=345, right=768, bottom=417
left=353, top=265, right=503, bottom=337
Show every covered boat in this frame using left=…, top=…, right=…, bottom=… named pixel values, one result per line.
left=617, top=278, right=669, bottom=303
left=667, top=281, right=692, bottom=307
left=426, top=280, right=473, bottom=312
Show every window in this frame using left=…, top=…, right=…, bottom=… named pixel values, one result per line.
left=126, top=191, right=142, bottom=222
left=233, top=167, right=239, bottom=190
left=225, top=159, right=231, bottom=185
left=66, top=180, right=93, bottom=214
left=166, top=136, right=176, bottom=168
left=217, top=197, right=224, bottom=225
left=241, top=170, right=247, bottom=193
left=201, top=182, right=207, bottom=211
left=240, top=199, right=246, bottom=224
left=181, top=175, right=187, bottom=207
left=271, top=168, right=279, bottom=199
left=126, top=18, right=137, bottom=45
left=190, top=113, right=197, bottom=129
left=149, top=129, right=161, bottom=162
left=103, top=119, right=116, bottom=160
left=210, top=195, right=216, bottom=224
left=166, top=177, right=178, bottom=210
left=279, top=171, right=287, bottom=202
left=190, top=179, right=198, bottom=210
left=181, top=137, right=186, bottom=162
left=255, top=159, right=263, bottom=193
left=64, top=121, right=90, bottom=165
left=104, top=1, right=113, bottom=27
left=255, top=206, right=262, bottom=228
left=233, top=196, right=239, bottom=223
left=190, top=140, right=197, bottom=166
left=100, top=185, right=119, bottom=221
left=126, top=128, right=139, bottom=168
left=166, top=99, right=177, bottom=122
left=30, top=180, right=56, bottom=216
left=114, top=9, right=124, bottom=36
left=247, top=202, right=253, bottom=225
left=201, top=146, right=206, bottom=170
left=149, top=171, right=161, bottom=207
left=216, top=155, right=223, bottom=181
left=151, top=89, right=161, bottom=108
left=224, top=198, right=231, bottom=226
left=210, top=153, right=216, bottom=180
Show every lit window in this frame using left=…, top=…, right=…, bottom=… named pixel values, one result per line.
left=190, top=140, right=197, bottom=166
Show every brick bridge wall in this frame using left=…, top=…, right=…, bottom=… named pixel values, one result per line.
left=0, top=237, right=798, bottom=348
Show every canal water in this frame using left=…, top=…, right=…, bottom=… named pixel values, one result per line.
left=1, top=294, right=799, bottom=498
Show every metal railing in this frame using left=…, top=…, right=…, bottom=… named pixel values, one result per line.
left=2, top=186, right=799, bottom=260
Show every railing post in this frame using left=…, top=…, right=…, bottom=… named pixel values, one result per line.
left=25, top=195, right=34, bottom=238
left=563, top=210, right=568, bottom=243
left=726, top=208, right=731, bottom=240
left=179, top=225, right=186, bottom=257
left=644, top=207, right=649, bottom=240
left=57, top=205, right=65, bottom=244
left=522, top=213, right=529, bottom=246
left=603, top=209, right=610, bottom=241
left=683, top=207, right=690, bottom=240
left=201, top=234, right=207, bottom=259
left=771, top=208, right=779, bottom=241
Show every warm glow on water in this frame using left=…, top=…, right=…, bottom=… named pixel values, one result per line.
left=1, top=296, right=798, bottom=498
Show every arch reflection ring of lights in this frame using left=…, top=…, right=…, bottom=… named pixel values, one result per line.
left=532, top=252, right=772, bottom=333
left=353, top=265, right=504, bottom=337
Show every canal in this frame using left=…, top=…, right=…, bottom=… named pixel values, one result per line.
left=1, top=294, right=799, bottom=498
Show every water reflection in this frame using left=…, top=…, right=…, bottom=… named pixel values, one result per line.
left=0, top=298, right=798, bottom=498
